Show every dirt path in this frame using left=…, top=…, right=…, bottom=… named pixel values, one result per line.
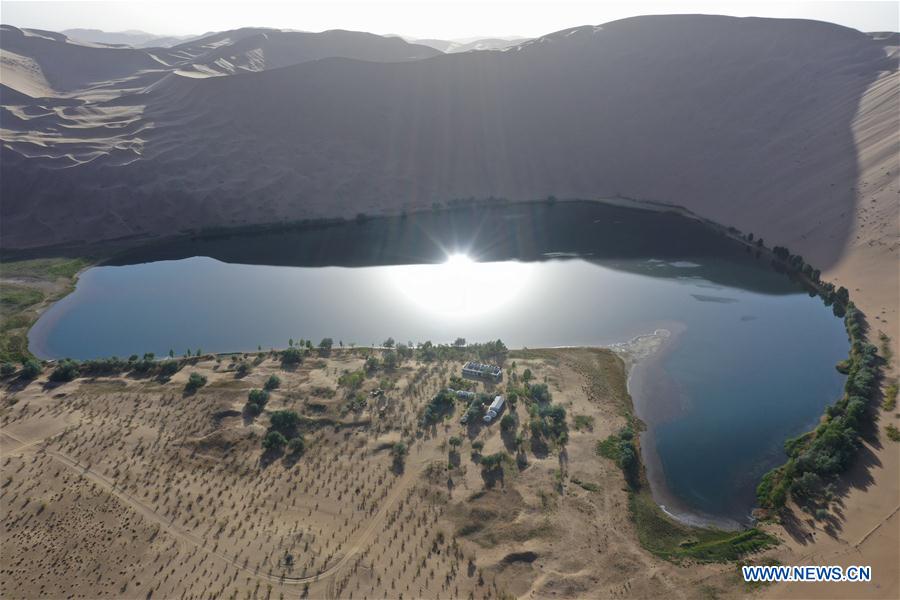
left=3, top=430, right=421, bottom=587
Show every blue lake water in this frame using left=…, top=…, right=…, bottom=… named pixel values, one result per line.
left=27, top=203, right=848, bottom=524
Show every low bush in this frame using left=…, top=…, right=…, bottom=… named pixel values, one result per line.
left=185, top=372, right=207, bottom=393
left=49, top=359, right=79, bottom=383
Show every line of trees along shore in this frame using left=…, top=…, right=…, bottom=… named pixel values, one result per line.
left=739, top=233, right=887, bottom=513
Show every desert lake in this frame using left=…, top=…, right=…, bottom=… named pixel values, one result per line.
left=27, top=202, right=848, bottom=524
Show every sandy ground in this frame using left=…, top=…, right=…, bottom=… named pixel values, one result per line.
left=1, top=348, right=803, bottom=599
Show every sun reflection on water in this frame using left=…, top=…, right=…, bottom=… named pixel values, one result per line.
left=387, top=253, right=533, bottom=317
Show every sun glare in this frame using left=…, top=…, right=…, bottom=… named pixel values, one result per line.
left=387, top=253, right=532, bottom=317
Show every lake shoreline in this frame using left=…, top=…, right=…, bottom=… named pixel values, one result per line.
left=613, top=327, right=749, bottom=531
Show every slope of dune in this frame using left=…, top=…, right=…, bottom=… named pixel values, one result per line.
left=1, top=17, right=897, bottom=322
left=411, top=36, right=526, bottom=53
left=0, top=25, right=165, bottom=94
left=159, top=28, right=441, bottom=75
left=4, top=17, right=893, bottom=249
left=61, top=28, right=196, bottom=48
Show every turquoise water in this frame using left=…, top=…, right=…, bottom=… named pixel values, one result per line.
left=27, top=203, right=848, bottom=523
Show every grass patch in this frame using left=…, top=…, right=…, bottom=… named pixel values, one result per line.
left=570, top=477, right=600, bottom=492
left=1, top=285, right=44, bottom=312
left=596, top=435, right=622, bottom=461
left=0, top=257, right=91, bottom=280
left=882, top=379, right=897, bottom=412
left=573, top=414, right=594, bottom=431
left=629, top=489, right=776, bottom=562
left=878, top=331, right=893, bottom=364
left=0, top=257, right=94, bottom=363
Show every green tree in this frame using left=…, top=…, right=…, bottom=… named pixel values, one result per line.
left=248, top=389, right=270, bottom=406
left=382, top=350, right=398, bottom=371
left=263, top=431, right=287, bottom=451
left=49, top=359, right=79, bottom=383
left=382, top=337, right=395, bottom=348
left=159, top=360, right=180, bottom=378
left=20, top=358, right=42, bottom=379
left=397, top=344, right=413, bottom=360
left=391, top=442, right=408, bottom=471
left=264, top=374, right=281, bottom=390
left=269, top=410, right=301, bottom=435
left=235, top=362, right=251, bottom=377
left=529, top=383, right=551, bottom=403
left=288, top=436, right=305, bottom=455
left=281, top=346, right=304, bottom=366
left=0, top=363, right=15, bottom=377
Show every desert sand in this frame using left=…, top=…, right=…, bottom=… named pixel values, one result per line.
left=1, top=346, right=806, bottom=599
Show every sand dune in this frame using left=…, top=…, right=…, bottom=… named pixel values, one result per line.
left=61, top=28, right=197, bottom=48
left=410, top=36, right=526, bottom=53
left=0, top=25, right=164, bottom=94
left=157, top=28, right=441, bottom=75
left=1, top=16, right=897, bottom=330
left=3, top=16, right=894, bottom=260
left=0, top=24, right=443, bottom=98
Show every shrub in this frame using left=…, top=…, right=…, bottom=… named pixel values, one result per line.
left=382, top=350, right=398, bottom=370
left=269, top=410, right=300, bottom=436
left=397, top=344, right=413, bottom=360
left=264, top=375, right=281, bottom=391
left=185, top=372, right=207, bottom=392
left=528, top=383, right=551, bottom=403
left=886, top=424, right=900, bottom=442
left=263, top=431, right=287, bottom=451
left=480, top=452, right=507, bottom=471
left=449, top=436, right=463, bottom=447
left=421, top=388, right=455, bottom=425
left=131, top=353, right=156, bottom=373
left=49, top=359, right=79, bottom=383
left=288, top=436, right=305, bottom=455
left=20, top=359, right=41, bottom=379
left=159, top=360, right=180, bottom=378
left=235, top=361, right=251, bottom=377
left=573, top=415, right=594, bottom=431
left=281, top=346, right=304, bottom=366
left=339, top=370, right=365, bottom=390
left=248, top=388, right=270, bottom=405
left=0, top=363, right=15, bottom=377
left=391, top=442, right=407, bottom=471
left=882, top=381, right=898, bottom=411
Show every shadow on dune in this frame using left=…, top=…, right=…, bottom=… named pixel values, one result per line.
left=1, top=15, right=893, bottom=265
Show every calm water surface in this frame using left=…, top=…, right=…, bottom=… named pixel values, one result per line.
left=28, top=203, right=848, bottom=524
